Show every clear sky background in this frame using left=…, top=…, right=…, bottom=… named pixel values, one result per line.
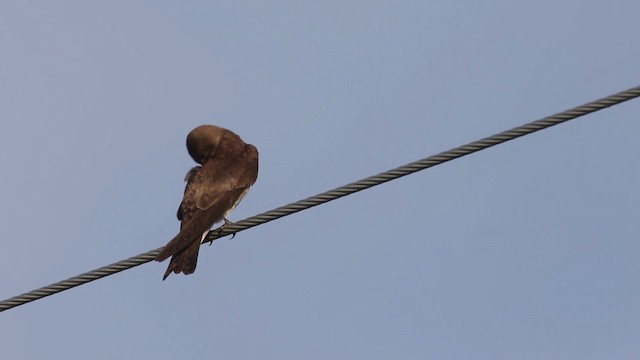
left=2, top=2, right=639, bottom=359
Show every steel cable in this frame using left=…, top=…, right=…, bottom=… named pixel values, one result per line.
left=1, top=85, right=639, bottom=312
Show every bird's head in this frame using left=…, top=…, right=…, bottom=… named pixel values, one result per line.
left=186, top=125, right=227, bottom=164
left=187, top=124, right=248, bottom=164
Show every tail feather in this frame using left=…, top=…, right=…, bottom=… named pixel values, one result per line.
left=156, top=230, right=193, bottom=263
left=161, top=238, right=202, bottom=280
left=156, top=210, right=220, bottom=263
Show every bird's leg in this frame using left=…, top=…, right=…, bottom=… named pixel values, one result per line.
left=202, top=231, right=214, bottom=246
left=213, top=218, right=237, bottom=240
left=206, top=218, right=235, bottom=245
left=223, top=218, right=237, bottom=239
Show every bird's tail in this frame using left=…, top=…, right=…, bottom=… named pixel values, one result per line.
left=156, top=222, right=210, bottom=280
left=160, top=238, right=202, bottom=280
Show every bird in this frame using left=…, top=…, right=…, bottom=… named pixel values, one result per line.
left=156, top=125, right=259, bottom=280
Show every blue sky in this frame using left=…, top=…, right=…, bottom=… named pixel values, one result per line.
left=2, top=2, right=639, bottom=359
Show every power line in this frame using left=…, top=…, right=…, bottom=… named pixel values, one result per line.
left=1, top=85, right=639, bottom=313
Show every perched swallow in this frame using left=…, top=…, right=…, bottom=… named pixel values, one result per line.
left=156, top=125, right=258, bottom=280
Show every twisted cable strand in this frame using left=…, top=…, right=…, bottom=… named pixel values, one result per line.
left=1, top=85, right=638, bottom=312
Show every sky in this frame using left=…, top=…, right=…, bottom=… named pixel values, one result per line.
left=1, top=1, right=639, bottom=359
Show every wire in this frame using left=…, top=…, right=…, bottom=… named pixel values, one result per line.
left=1, top=85, right=639, bottom=313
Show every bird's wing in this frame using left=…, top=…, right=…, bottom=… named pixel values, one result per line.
left=238, top=144, right=259, bottom=188
left=157, top=165, right=232, bottom=263
left=193, top=144, right=258, bottom=210
left=177, top=166, right=201, bottom=221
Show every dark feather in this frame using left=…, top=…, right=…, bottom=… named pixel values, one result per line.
left=156, top=125, right=259, bottom=280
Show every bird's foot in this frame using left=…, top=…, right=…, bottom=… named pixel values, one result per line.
left=203, top=231, right=215, bottom=246
left=214, top=218, right=237, bottom=240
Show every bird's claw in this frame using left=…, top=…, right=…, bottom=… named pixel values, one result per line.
left=214, top=218, right=237, bottom=240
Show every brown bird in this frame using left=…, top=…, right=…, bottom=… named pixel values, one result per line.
left=156, top=125, right=259, bottom=280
